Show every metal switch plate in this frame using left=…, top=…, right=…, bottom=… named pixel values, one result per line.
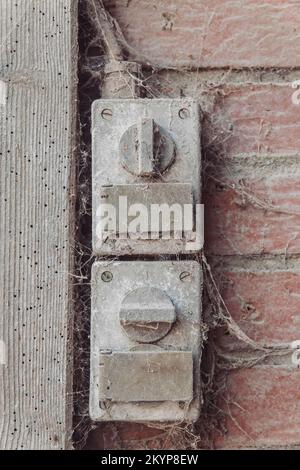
left=90, top=261, right=203, bottom=422
left=99, top=351, right=193, bottom=402
left=99, top=183, right=193, bottom=239
left=92, top=98, right=202, bottom=255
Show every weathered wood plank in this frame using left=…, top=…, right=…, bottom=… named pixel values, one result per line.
left=0, top=0, right=77, bottom=449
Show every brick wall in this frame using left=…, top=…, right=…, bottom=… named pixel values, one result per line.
left=86, top=0, right=300, bottom=450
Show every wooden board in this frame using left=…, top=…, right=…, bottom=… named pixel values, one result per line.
left=0, top=0, right=77, bottom=449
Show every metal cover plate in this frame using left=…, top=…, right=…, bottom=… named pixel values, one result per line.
left=99, top=351, right=193, bottom=402
left=90, top=260, right=203, bottom=422
left=96, top=182, right=193, bottom=240
left=92, top=98, right=202, bottom=255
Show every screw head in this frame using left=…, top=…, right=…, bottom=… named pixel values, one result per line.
left=101, top=271, right=113, bottom=282
left=178, top=108, right=190, bottom=119
left=101, top=108, right=113, bottom=120
left=179, top=271, right=191, bottom=282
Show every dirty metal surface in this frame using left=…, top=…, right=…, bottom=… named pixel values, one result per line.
left=120, top=286, right=176, bottom=343
left=90, top=260, right=203, bottom=422
left=99, top=350, right=193, bottom=402
left=98, top=182, right=193, bottom=239
left=92, top=98, right=201, bottom=255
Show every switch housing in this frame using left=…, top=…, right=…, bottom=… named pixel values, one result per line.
left=92, top=98, right=202, bottom=255
left=90, top=260, right=203, bottom=422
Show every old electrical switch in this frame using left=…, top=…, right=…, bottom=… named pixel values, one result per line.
left=90, top=98, right=203, bottom=423
left=90, top=261, right=203, bottom=422
left=92, top=98, right=203, bottom=255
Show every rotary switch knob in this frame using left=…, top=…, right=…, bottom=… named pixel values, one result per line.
left=119, top=117, right=176, bottom=177
left=119, top=287, right=176, bottom=343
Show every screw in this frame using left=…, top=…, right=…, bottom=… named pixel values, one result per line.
left=179, top=271, right=191, bottom=282
left=178, top=108, right=190, bottom=119
left=101, top=108, right=113, bottom=120
left=101, top=271, right=113, bottom=282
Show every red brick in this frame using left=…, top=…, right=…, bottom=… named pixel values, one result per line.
left=205, top=85, right=300, bottom=156
left=220, top=271, right=300, bottom=343
left=106, top=0, right=300, bottom=68
left=204, top=176, right=300, bottom=255
left=214, top=368, right=300, bottom=449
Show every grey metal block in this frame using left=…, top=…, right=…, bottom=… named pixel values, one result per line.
left=92, top=98, right=202, bottom=255
left=90, top=260, right=203, bottom=422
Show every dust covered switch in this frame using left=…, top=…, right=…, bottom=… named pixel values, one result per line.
left=90, top=260, right=203, bottom=422
left=92, top=99, right=203, bottom=255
